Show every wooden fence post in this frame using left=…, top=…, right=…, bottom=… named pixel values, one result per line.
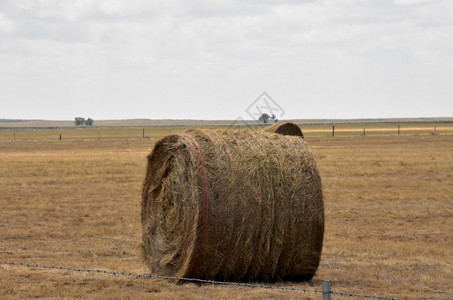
left=142, top=128, right=145, bottom=139
left=322, top=280, right=331, bottom=300
left=398, top=124, right=400, bottom=135
left=363, top=128, right=366, bottom=136
left=332, top=125, right=335, bottom=137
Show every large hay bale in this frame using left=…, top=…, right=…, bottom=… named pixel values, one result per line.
left=141, top=129, right=323, bottom=282
left=262, top=122, right=304, bottom=138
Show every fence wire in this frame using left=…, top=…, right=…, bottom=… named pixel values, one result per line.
left=1, top=260, right=415, bottom=299
left=330, top=290, right=408, bottom=299
left=0, top=261, right=320, bottom=294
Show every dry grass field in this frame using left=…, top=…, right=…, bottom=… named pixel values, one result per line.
left=1, top=124, right=452, bottom=299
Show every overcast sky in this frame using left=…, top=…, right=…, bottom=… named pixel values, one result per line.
left=1, top=0, right=452, bottom=120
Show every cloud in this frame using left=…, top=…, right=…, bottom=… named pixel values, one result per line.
left=0, top=0, right=452, bottom=119
left=393, top=0, right=432, bottom=5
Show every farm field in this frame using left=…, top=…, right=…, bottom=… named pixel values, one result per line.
left=1, top=121, right=453, bottom=142
left=0, top=125, right=452, bottom=299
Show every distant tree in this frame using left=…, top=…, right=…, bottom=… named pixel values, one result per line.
left=74, top=117, right=85, bottom=126
left=75, top=117, right=93, bottom=126
left=270, top=114, right=278, bottom=123
left=258, top=113, right=271, bottom=124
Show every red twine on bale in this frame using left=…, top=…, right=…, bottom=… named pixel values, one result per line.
left=181, top=133, right=210, bottom=277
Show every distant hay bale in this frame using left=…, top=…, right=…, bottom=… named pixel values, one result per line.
left=141, top=129, right=323, bottom=282
left=263, top=122, right=304, bottom=138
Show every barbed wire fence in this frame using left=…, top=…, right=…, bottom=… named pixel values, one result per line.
left=2, top=122, right=450, bottom=143
left=1, top=260, right=417, bottom=300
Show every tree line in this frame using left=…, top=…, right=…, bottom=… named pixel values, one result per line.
left=74, top=117, right=94, bottom=126
left=258, top=113, right=278, bottom=123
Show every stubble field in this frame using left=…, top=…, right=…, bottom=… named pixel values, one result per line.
left=1, top=124, right=452, bottom=299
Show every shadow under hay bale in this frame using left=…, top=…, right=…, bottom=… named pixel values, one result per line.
left=141, top=128, right=323, bottom=282
left=262, top=122, right=304, bottom=138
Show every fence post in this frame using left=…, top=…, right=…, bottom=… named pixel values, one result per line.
left=434, top=126, right=437, bottom=134
left=363, top=128, right=366, bottom=136
left=142, top=128, right=145, bottom=139
left=322, top=280, right=331, bottom=300
left=398, top=124, right=400, bottom=135
left=332, top=125, right=335, bottom=137
left=59, top=134, right=62, bottom=141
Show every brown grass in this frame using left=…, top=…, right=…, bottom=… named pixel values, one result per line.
left=0, top=129, right=452, bottom=299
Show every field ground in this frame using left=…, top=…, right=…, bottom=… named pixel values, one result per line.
left=0, top=124, right=452, bottom=299
left=2, top=117, right=452, bottom=129
left=1, top=121, right=453, bottom=142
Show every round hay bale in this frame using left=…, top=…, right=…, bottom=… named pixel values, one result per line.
left=262, top=122, right=304, bottom=138
left=141, top=129, right=323, bottom=282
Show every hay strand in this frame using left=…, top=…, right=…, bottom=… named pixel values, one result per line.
left=141, top=129, right=323, bottom=282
